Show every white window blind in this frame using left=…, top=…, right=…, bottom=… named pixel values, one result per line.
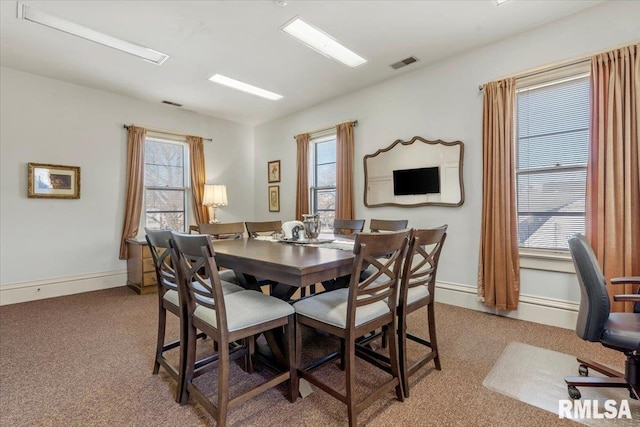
left=516, top=73, right=590, bottom=251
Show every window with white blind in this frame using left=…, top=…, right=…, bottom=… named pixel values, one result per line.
left=516, top=72, right=590, bottom=251
left=143, top=137, right=189, bottom=232
left=310, top=135, right=336, bottom=232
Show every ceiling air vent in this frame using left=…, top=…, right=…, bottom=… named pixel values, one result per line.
left=390, top=56, right=418, bottom=70
left=162, top=100, right=182, bottom=107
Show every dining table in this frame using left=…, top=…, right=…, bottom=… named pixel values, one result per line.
left=212, top=236, right=356, bottom=300
left=211, top=235, right=357, bottom=374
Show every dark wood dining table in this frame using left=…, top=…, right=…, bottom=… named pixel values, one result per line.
left=211, top=237, right=356, bottom=371
left=212, top=237, right=355, bottom=300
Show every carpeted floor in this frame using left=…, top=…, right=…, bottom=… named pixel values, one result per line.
left=484, top=342, right=640, bottom=426
left=0, top=286, right=627, bottom=426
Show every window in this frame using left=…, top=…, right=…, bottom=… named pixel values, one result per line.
left=310, top=135, right=336, bottom=232
left=144, top=137, right=189, bottom=232
left=516, top=72, right=590, bottom=251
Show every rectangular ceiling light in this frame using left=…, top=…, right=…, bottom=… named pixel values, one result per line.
left=280, top=17, right=367, bottom=68
left=208, top=74, right=283, bottom=101
left=17, top=2, right=169, bottom=65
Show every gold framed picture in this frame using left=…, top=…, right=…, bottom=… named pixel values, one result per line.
left=268, top=185, right=280, bottom=212
left=268, top=160, right=280, bottom=183
left=28, top=162, right=81, bottom=199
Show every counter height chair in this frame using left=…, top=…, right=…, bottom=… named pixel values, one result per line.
left=564, top=234, right=640, bottom=401
left=170, top=232, right=296, bottom=426
left=245, top=220, right=282, bottom=238
left=293, top=230, right=410, bottom=427
left=196, top=222, right=245, bottom=287
left=145, top=228, right=245, bottom=403
left=320, top=219, right=367, bottom=294
left=333, top=219, right=365, bottom=236
left=369, top=219, right=408, bottom=233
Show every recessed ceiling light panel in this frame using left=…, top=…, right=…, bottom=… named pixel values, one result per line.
left=208, top=74, right=283, bottom=101
left=17, top=2, right=169, bottom=65
left=280, top=17, right=367, bottom=68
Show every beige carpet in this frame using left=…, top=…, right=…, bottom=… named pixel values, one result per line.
left=483, top=342, right=640, bottom=426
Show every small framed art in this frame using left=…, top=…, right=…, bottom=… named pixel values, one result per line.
left=28, top=162, right=81, bottom=199
left=268, top=160, right=280, bottom=183
left=268, top=185, right=280, bottom=212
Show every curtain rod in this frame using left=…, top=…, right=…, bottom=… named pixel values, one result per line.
left=293, top=120, right=358, bottom=139
left=123, top=124, right=212, bottom=142
left=478, top=58, right=589, bottom=91
left=478, top=41, right=639, bottom=91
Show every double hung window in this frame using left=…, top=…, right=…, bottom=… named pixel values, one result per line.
left=310, top=135, right=336, bottom=232
left=516, top=70, right=590, bottom=251
left=143, top=137, right=189, bottom=232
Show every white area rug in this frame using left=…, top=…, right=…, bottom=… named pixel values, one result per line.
left=483, top=342, right=639, bottom=426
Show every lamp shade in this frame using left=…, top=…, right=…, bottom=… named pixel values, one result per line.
left=203, top=184, right=228, bottom=207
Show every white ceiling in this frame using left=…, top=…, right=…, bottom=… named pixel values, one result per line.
left=0, top=0, right=604, bottom=125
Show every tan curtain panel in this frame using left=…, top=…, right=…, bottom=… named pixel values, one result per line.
left=188, top=135, right=210, bottom=225
left=119, top=126, right=146, bottom=259
left=335, top=122, right=355, bottom=220
left=295, top=133, right=310, bottom=221
left=477, top=78, right=520, bottom=310
left=587, top=44, right=640, bottom=313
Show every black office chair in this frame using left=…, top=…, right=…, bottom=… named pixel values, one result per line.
left=564, top=234, right=640, bottom=400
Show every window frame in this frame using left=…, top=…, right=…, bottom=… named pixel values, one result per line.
left=309, top=133, right=337, bottom=231
left=514, top=62, right=591, bottom=270
left=141, top=136, right=191, bottom=233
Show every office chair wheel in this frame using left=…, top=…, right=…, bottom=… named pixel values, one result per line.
left=578, top=365, right=588, bottom=376
left=568, top=385, right=581, bottom=400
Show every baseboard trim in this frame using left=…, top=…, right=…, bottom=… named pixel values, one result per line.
left=1, top=274, right=580, bottom=329
left=0, top=270, right=127, bottom=306
left=435, top=281, right=579, bottom=330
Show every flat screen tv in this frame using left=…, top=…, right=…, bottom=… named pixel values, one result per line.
left=393, top=166, right=440, bottom=195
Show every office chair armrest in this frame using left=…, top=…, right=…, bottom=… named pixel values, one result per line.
left=613, top=294, right=640, bottom=302
left=611, top=276, right=640, bottom=285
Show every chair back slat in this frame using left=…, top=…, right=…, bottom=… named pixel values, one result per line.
left=370, top=219, right=408, bottom=232
left=347, top=231, right=410, bottom=320
left=198, top=222, right=244, bottom=240
left=145, top=228, right=177, bottom=293
left=333, top=219, right=365, bottom=236
left=245, top=220, right=282, bottom=238
left=170, top=232, right=228, bottom=332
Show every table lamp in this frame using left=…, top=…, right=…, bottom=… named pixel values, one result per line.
left=203, top=184, right=228, bottom=223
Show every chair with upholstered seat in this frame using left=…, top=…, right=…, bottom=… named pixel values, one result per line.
left=370, top=219, right=408, bottom=232
left=293, top=230, right=410, bottom=426
left=195, top=222, right=246, bottom=286
left=333, top=219, right=365, bottom=236
left=198, top=222, right=245, bottom=240
left=397, top=226, right=447, bottom=396
left=357, top=226, right=447, bottom=397
left=145, top=228, right=245, bottom=402
left=170, top=232, right=297, bottom=425
left=564, top=234, right=640, bottom=400
left=245, top=220, right=282, bottom=238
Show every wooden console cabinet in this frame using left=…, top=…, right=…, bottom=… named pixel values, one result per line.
left=126, top=238, right=157, bottom=295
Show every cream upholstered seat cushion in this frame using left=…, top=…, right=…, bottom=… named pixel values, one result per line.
left=194, top=290, right=294, bottom=332
left=293, top=288, right=391, bottom=329
left=163, top=280, right=244, bottom=307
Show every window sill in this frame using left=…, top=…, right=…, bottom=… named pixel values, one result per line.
left=519, top=249, right=575, bottom=273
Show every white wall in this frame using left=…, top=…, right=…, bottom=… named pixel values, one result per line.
left=0, top=67, right=254, bottom=303
left=254, top=1, right=640, bottom=327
